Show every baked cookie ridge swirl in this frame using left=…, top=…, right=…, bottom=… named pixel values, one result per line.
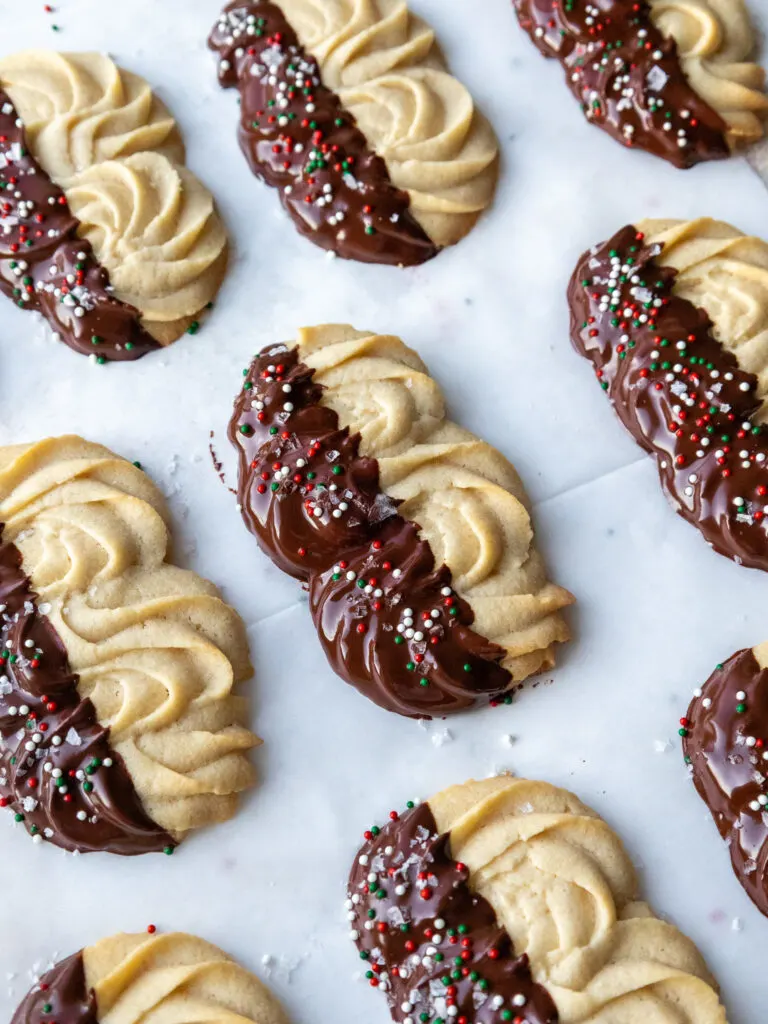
left=569, top=221, right=768, bottom=571
left=682, top=646, right=768, bottom=918
left=230, top=327, right=572, bottom=718
left=514, top=0, right=768, bottom=166
left=348, top=779, right=727, bottom=1023
left=0, top=436, right=259, bottom=853
left=0, top=52, right=229, bottom=348
left=209, top=1, right=498, bottom=263
left=11, top=932, right=290, bottom=1024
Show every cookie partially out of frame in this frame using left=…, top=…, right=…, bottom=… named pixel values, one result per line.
left=209, top=2, right=499, bottom=265
left=11, top=932, right=288, bottom=1024
left=570, top=217, right=768, bottom=571
left=230, top=325, right=572, bottom=718
left=682, top=645, right=768, bottom=918
left=0, top=52, right=228, bottom=361
left=348, top=777, right=726, bottom=1023
left=0, top=436, right=259, bottom=855
left=515, top=0, right=768, bottom=167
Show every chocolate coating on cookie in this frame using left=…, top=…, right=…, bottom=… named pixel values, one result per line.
left=230, top=344, right=511, bottom=718
left=514, top=0, right=729, bottom=167
left=0, top=534, right=174, bottom=855
left=11, top=952, right=96, bottom=1024
left=570, top=224, right=768, bottom=571
left=0, top=91, right=158, bottom=362
left=209, top=2, right=438, bottom=266
left=683, top=651, right=768, bottom=917
left=348, top=802, right=558, bottom=1023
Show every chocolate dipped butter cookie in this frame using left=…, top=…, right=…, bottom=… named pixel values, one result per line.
left=682, top=646, right=768, bottom=918
left=0, top=52, right=228, bottom=361
left=209, top=2, right=499, bottom=265
left=347, top=777, right=727, bottom=1023
left=11, top=932, right=288, bottom=1024
left=515, top=0, right=768, bottom=167
left=570, top=218, right=768, bottom=571
left=230, top=326, right=572, bottom=718
left=0, top=436, right=259, bottom=855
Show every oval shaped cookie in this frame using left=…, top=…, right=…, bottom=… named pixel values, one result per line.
left=682, top=646, right=768, bottom=917
left=0, top=52, right=228, bottom=360
left=0, top=436, right=259, bottom=855
left=11, top=932, right=288, bottom=1024
left=209, top=2, right=499, bottom=265
left=569, top=217, right=768, bottom=571
left=230, top=325, right=572, bottom=718
left=514, top=0, right=768, bottom=167
left=347, top=777, right=727, bottom=1023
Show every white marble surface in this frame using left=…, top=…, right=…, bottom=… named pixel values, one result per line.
left=0, top=1, right=767, bottom=1022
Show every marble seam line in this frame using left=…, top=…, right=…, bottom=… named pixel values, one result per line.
left=242, top=453, right=648, bottom=630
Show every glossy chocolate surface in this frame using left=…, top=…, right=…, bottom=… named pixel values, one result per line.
left=11, top=952, right=97, bottom=1024
left=0, top=90, right=158, bottom=361
left=209, top=1, right=438, bottom=265
left=0, top=535, right=174, bottom=855
left=230, top=344, right=511, bottom=718
left=683, top=650, right=768, bottom=917
left=570, top=224, right=768, bottom=571
left=347, top=802, right=558, bottom=1023
left=514, top=0, right=729, bottom=168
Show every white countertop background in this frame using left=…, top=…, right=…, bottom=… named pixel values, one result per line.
left=0, top=1, right=767, bottom=1022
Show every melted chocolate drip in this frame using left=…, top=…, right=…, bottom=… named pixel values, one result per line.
left=569, top=225, right=768, bottom=571
left=0, top=534, right=174, bottom=855
left=11, top=952, right=97, bottom=1024
left=229, top=344, right=511, bottom=718
left=0, top=90, right=159, bottom=362
left=683, top=650, right=768, bottom=917
left=514, top=0, right=729, bottom=168
left=209, top=2, right=438, bottom=266
left=348, top=803, right=558, bottom=1024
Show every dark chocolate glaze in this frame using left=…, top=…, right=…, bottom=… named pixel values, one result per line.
left=348, top=802, right=558, bottom=1024
left=209, top=1, right=438, bottom=266
left=683, top=650, right=768, bottom=918
left=11, top=952, right=97, bottom=1024
left=570, top=225, right=768, bottom=571
left=514, top=0, right=729, bottom=168
left=229, top=344, right=511, bottom=718
left=0, top=90, right=159, bottom=362
left=0, top=533, right=175, bottom=855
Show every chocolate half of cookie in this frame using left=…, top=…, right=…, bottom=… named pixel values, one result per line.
left=11, top=952, right=97, bottom=1024
left=230, top=343, right=511, bottom=717
left=347, top=802, right=558, bottom=1024
left=0, top=531, right=174, bottom=855
left=209, top=2, right=438, bottom=266
left=514, top=0, right=730, bottom=167
left=682, top=648, right=768, bottom=917
left=569, top=223, right=768, bottom=571
left=0, top=90, right=158, bottom=362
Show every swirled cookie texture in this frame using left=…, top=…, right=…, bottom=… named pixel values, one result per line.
left=209, top=1, right=498, bottom=265
left=570, top=218, right=768, bottom=571
left=0, top=436, right=259, bottom=855
left=682, top=645, right=768, bottom=918
left=348, top=778, right=727, bottom=1023
left=11, top=932, right=289, bottom=1024
left=514, top=0, right=768, bottom=167
left=0, top=51, right=228, bottom=353
left=230, top=325, right=572, bottom=718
